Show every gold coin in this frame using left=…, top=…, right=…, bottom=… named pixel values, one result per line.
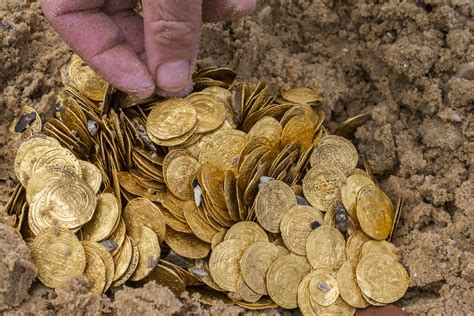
left=224, top=221, right=269, bottom=244
left=26, top=147, right=82, bottom=181
left=311, top=296, right=356, bottom=316
left=356, top=185, right=394, bottom=240
left=79, top=160, right=102, bottom=193
left=82, top=242, right=107, bottom=293
left=302, top=164, right=346, bottom=213
left=146, top=99, right=197, bottom=140
left=211, top=228, right=226, bottom=250
left=308, top=270, right=339, bottom=307
left=123, top=198, right=167, bottom=242
left=281, top=87, right=322, bottom=104
left=66, top=55, right=107, bottom=101
left=280, top=205, right=324, bottom=255
left=112, top=241, right=140, bottom=287
left=25, top=165, right=78, bottom=203
left=237, top=276, right=262, bottom=303
left=199, top=129, right=247, bottom=172
left=82, top=193, right=120, bottom=242
left=255, top=180, right=297, bottom=233
left=356, top=254, right=409, bottom=304
left=298, top=271, right=318, bottom=316
left=309, top=135, right=358, bottom=174
left=280, top=115, right=315, bottom=150
left=30, top=228, right=86, bottom=289
left=199, top=163, right=227, bottom=210
left=113, top=235, right=133, bottom=282
left=82, top=241, right=115, bottom=292
left=240, top=241, right=289, bottom=295
left=10, top=105, right=42, bottom=137
left=144, top=264, right=186, bottom=295
left=341, top=174, right=374, bottom=220
left=165, top=226, right=210, bottom=259
left=107, top=218, right=126, bottom=257
left=266, top=253, right=311, bottom=309
left=247, top=116, right=282, bottom=144
left=336, top=259, right=369, bottom=308
left=187, top=92, right=226, bottom=133
left=306, top=225, right=346, bottom=270
left=345, top=230, right=371, bottom=260
left=360, top=240, right=401, bottom=262
left=129, top=225, right=161, bottom=281
left=209, top=239, right=248, bottom=292
left=183, top=200, right=218, bottom=243
left=165, top=155, right=200, bottom=201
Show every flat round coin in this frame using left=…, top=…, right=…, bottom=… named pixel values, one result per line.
left=356, top=254, right=409, bottom=304
left=308, top=270, right=339, bottom=307
left=30, top=229, right=86, bottom=289
left=25, top=165, right=78, bottom=203
left=82, top=193, right=120, bottom=242
left=183, top=200, right=218, bottom=243
left=237, top=276, right=262, bottom=303
left=336, top=259, right=369, bottom=308
left=123, top=198, right=166, bottom=243
left=82, top=242, right=107, bottom=293
left=209, top=239, right=248, bottom=292
left=146, top=99, right=197, bottom=140
left=199, top=129, right=247, bottom=172
left=240, top=241, right=289, bottom=295
left=82, top=241, right=115, bottom=292
left=303, top=164, right=346, bottom=213
left=309, top=135, right=358, bottom=174
left=166, top=155, right=200, bottom=200
left=112, top=242, right=140, bottom=287
left=346, top=231, right=371, bottom=260
left=247, top=116, right=282, bottom=144
left=312, top=296, right=356, bottom=316
left=224, top=221, right=268, bottom=244
left=341, top=174, right=374, bottom=219
left=187, top=92, right=226, bottom=133
left=255, top=180, right=297, bottom=233
left=298, top=271, right=318, bottom=316
left=113, top=236, right=133, bottom=282
left=360, top=240, right=401, bottom=261
left=129, top=225, right=161, bottom=281
left=280, top=205, right=324, bottom=255
left=306, top=225, right=346, bottom=270
left=165, top=227, right=210, bottom=259
left=28, top=147, right=82, bottom=180
left=79, top=160, right=102, bottom=193
left=266, top=253, right=311, bottom=309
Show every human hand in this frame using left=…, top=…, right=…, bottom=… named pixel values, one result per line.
left=42, top=0, right=255, bottom=99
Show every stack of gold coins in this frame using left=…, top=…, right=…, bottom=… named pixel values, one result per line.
left=5, top=55, right=410, bottom=313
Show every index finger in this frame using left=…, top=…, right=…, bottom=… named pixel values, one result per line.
left=42, top=0, right=156, bottom=99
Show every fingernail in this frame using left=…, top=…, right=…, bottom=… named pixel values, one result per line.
left=156, top=60, right=191, bottom=93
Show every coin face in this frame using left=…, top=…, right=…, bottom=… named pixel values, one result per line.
left=82, top=242, right=107, bottom=293
left=82, top=241, right=115, bottom=292
left=209, top=239, right=248, bottom=292
left=224, top=221, right=268, bottom=245
left=112, top=235, right=133, bottom=282
left=336, top=259, right=369, bottom=308
left=308, top=270, right=339, bottom=307
left=25, top=165, right=78, bottom=203
left=79, top=160, right=102, bottom=194
left=187, top=92, right=226, bottom=133
left=237, top=276, right=262, bottom=303
left=183, top=200, right=218, bottom=243
left=30, top=229, right=86, bottom=289
left=266, top=253, right=311, bottom=309
left=82, top=193, right=120, bottom=242
left=129, top=225, right=161, bottom=281
left=303, top=164, right=346, bottom=213
left=199, top=129, right=247, bottom=172
left=165, top=155, right=200, bottom=201
left=247, top=116, right=282, bottom=144
left=309, top=135, right=358, bottom=174
left=341, top=174, right=374, bottom=219
left=298, top=271, right=318, bottom=316
left=280, top=205, right=324, bottom=255
left=66, top=55, right=107, bottom=101
left=255, top=180, right=297, bottom=233
left=360, top=240, right=401, bottom=262
left=306, top=225, right=346, bottom=270
left=346, top=230, right=371, bottom=260
left=165, top=226, right=210, bottom=259
left=123, top=198, right=166, bottom=243
left=356, top=254, right=409, bottom=304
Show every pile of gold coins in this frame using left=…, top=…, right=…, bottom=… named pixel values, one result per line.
left=5, top=55, right=409, bottom=315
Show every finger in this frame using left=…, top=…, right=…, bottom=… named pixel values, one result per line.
left=142, top=0, right=203, bottom=96
left=42, top=0, right=155, bottom=99
left=202, top=0, right=256, bottom=22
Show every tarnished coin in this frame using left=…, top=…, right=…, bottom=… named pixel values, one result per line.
left=281, top=87, right=322, bottom=104
left=25, top=165, right=78, bottom=203
left=308, top=270, right=339, bottom=307
left=336, top=259, right=369, bottom=308
left=82, top=242, right=107, bottom=293
left=360, top=240, right=401, bottom=262
left=302, top=164, right=346, bottom=213
left=123, top=198, right=166, bottom=242
left=306, top=225, right=346, bottom=270
left=30, top=229, right=86, bottom=289
left=199, top=129, right=247, bottom=172
left=356, top=254, right=409, bottom=304
left=165, top=155, right=200, bottom=200
left=356, top=185, right=394, bottom=240
left=165, top=226, right=210, bottom=259
left=79, top=160, right=102, bottom=193
left=266, top=253, right=311, bottom=309
left=280, top=205, right=324, bottom=255
left=83, top=193, right=120, bottom=242
left=255, top=180, right=297, bottom=233
left=130, top=225, right=161, bottom=281
left=146, top=99, right=197, bottom=140
left=187, top=92, right=226, bottom=133
left=237, top=276, right=262, bottom=303
left=240, top=241, right=289, bottom=295
left=224, top=221, right=268, bottom=244
left=209, top=239, right=248, bottom=292
left=309, top=135, right=358, bottom=174
left=341, top=174, right=374, bottom=219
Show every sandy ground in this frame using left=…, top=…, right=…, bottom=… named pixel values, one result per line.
left=0, top=0, right=473, bottom=315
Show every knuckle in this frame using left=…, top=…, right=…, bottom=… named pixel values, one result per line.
left=150, top=20, right=198, bottom=50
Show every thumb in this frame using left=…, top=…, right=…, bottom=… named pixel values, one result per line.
left=142, top=0, right=202, bottom=96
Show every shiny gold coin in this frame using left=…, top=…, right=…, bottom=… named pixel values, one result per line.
left=123, top=198, right=166, bottom=242
left=231, top=296, right=279, bottom=310
left=82, top=193, right=120, bottom=242
left=79, top=160, right=102, bottom=193
left=302, top=164, right=346, bottom=213
left=25, top=165, right=78, bottom=203
left=183, top=200, right=218, bottom=243
left=306, top=225, right=346, bottom=270
left=165, top=226, right=210, bottom=259
left=255, top=180, right=297, bottom=233
left=341, top=174, right=374, bottom=219
left=281, top=87, right=322, bottom=104
left=130, top=225, right=161, bottom=281
left=165, top=155, right=200, bottom=201
left=346, top=230, right=371, bottom=261
left=356, top=254, right=409, bottom=304
left=211, top=228, right=226, bottom=250
left=361, top=292, right=386, bottom=306
left=266, top=253, right=311, bottom=309
left=209, top=239, right=248, bottom=292
left=112, top=235, right=133, bottom=282
left=187, top=92, right=226, bottom=133
left=309, top=135, right=358, bottom=174
left=146, top=99, right=197, bottom=140
left=237, top=276, right=262, bottom=303
left=298, top=271, right=318, bottom=316
left=360, top=240, right=401, bottom=262
left=280, top=205, right=324, bottom=255
left=26, top=147, right=82, bottom=181
left=82, top=242, right=107, bottom=293
left=356, top=185, right=394, bottom=240
left=336, top=259, right=369, bottom=308
left=30, top=229, right=86, bottom=289
left=112, top=241, right=139, bottom=287
left=199, top=129, right=247, bottom=172
left=65, top=55, right=107, bottom=101
left=143, top=264, right=187, bottom=295
left=107, top=218, right=126, bottom=257
left=224, top=221, right=269, bottom=244
left=247, top=116, right=282, bottom=144
left=82, top=241, right=115, bottom=292
left=240, top=241, right=289, bottom=295
left=312, top=296, right=356, bottom=316
left=308, top=270, right=339, bottom=307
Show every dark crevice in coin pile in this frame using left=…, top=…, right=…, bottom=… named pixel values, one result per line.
left=5, top=55, right=409, bottom=315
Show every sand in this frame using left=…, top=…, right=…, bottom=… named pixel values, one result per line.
left=0, top=0, right=473, bottom=314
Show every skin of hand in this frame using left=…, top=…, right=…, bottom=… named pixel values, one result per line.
left=41, top=0, right=255, bottom=99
